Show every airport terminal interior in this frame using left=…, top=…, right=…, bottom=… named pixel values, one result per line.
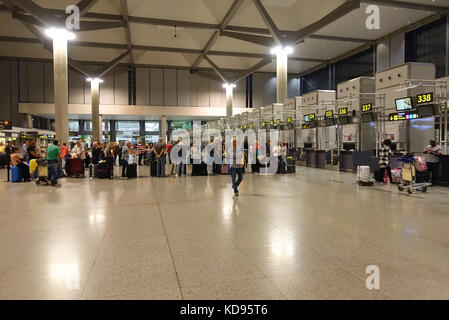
left=1, top=0, right=449, bottom=300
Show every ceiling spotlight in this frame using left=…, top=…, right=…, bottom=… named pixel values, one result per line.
left=87, top=77, right=104, bottom=83
left=45, top=28, right=76, bottom=41
left=271, top=46, right=293, bottom=55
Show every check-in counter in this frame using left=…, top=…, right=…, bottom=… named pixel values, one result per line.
left=305, top=149, right=316, bottom=167
left=305, top=149, right=328, bottom=169
left=437, top=155, right=449, bottom=187
left=339, top=150, right=374, bottom=172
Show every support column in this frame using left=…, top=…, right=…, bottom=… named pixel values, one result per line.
left=52, top=33, right=70, bottom=144
left=90, top=79, right=101, bottom=143
left=98, top=115, right=103, bottom=143
left=226, top=85, right=234, bottom=118
left=161, top=115, right=167, bottom=143
left=276, top=49, right=288, bottom=103
left=26, top=114, right=33, bottom=129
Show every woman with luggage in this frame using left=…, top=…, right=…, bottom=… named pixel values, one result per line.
left=104, top=142, right=115, bottom=179
left=377, top=139, right=393, bottom=183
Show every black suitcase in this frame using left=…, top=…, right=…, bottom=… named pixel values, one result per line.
left=150, top=160, right=157, bottom=177
left=374, top=167, right=385, bottom=182
left=97, top=162, right=110, bottom=179
left=127, top=163, right=138, bottom=179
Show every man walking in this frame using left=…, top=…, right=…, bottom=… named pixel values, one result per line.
left=424, top=140, right=442, bottom=185
left=46, top=140, right=62, bottom=187
left=229, top=138, right=245, bottom=196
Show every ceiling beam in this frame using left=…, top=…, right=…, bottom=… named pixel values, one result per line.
left=0, top=35, right=328, bottom=63
left=94, top=50, right=131, bottom=77
left=287, top=0, right=361, bottom=47
left=77, top=20, right=127, bottom=32
left=76, top=0, right=99, bottom=17
left=120, top=0, right=134, bottom=64
left=220, top=30, right=276, bottom=47
left=203, top=55, right=230, bottom=82
left=0, top=3, right=370, bottom=43
left=192, top=71, right=223, bottom=83
left=252, top=0, right=284, bottom=46
left=360, top=0, right=446, bottom=12
left=191, top=0, right=245, bottom=70
left=9, top=0, right=61, bottom=26
left=231, top=57, right=272, bottom=83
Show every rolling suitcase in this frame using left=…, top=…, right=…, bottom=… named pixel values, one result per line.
left=68, top=158, right=84, bottom=177
left=11, top=166, right=21, bottom=183
left=97, top=162, right=110, bottom=179
left=127, top=163, right=138, bottom=179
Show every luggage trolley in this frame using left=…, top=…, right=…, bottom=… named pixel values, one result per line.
left=397, top=156, right=431, bottom=194
left=35, top=159, right=49, bottom=185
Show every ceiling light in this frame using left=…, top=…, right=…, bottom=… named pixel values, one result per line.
left=87, top=77, right=104, bottom=83
left=271, top=46, right=293, bottom=55
left=223, top=83, right=236, bottom=89
left=45, top=28, right=76, bottom=41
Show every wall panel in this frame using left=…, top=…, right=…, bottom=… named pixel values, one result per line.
left=164, top=69, right=177, bottom=106
left=209, top=79, right=225, bottom=108
left=0, top=60, right=11, bottom=121
left=288, top=76, right=299, bottom=98
left=114, top=66, right=129, bottom=105
left=68, top=69, right=85, bottom=104
left=234, top=78, right=246, bottom=108
left=136, top=67, right=150, bottom=105
left=19, top=61, right=28, bottom=102
left=197, top=75, right=210, bottom=107
left=252, top=73, right=264, bottom=108
left=27, top=61, right=44, bottom=103
left=100, top=73, right=114, bottom=105
left=44, top=62, right=54, bottom=103
left=150, top=68, right=164, bottom=106
left=263, top=74, right=276, bottom=106
left=177, top=70, right=190, bottom=106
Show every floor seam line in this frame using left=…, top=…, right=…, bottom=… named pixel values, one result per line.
left=150, top=177, right=185, bottom=300
left=78, top=215, right=111, bottom=300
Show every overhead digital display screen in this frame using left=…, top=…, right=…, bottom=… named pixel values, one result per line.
left=304, top=113, right=316, bottom=122
left=417, top=105, right=436, bottom=118
left=325, top=110, right=334, bottom=118
left=338, top=108, right=348, bottom=116
left=416, top=92, right=434, bottom=105
left=287, top=117, right=292, bottom=123
left=395, top=97, right=413, bottom=111
left=361, top=103, right=373, bottom=113
left=361, top=113, right=374, bottom=122
left=338, top=116, right=349, bottom=125
left=276, top=119, right=281, bottom=124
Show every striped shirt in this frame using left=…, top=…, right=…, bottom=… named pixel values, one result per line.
left=378, top=145, right=392, bottom=168
left=136, top=143, right=144, bottom=154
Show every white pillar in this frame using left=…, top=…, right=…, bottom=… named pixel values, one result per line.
left=26, top=114, right=33, bottom=129
left=276, top=49, right=288, bottom=103
left=161, top=115, right=167, bottom=143
left=90, top=80, right=101, bottom=142
left=226, top=85, right=234, bottom=118
left=52, top=34, right=69, bottom=144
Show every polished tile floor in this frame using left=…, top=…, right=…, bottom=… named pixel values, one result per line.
left=1, top=166, right=449, bottom=300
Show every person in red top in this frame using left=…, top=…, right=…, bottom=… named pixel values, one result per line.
left=60, top=142, right=69, bottom=172
left=136, top=140, right=144, bottom=165
left=166, top=141, right=173, bottom=164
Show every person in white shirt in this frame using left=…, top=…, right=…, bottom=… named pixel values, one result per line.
left=424, top=140, right=443, bottom=185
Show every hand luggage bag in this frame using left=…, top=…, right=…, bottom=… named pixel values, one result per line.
left=221, top=164, right=229, bottom=175
left=11, top=166, right=21, bottom=182
left=127, top=163, right=138, bottom=178
left=374, top=167, right=385, bottom=182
